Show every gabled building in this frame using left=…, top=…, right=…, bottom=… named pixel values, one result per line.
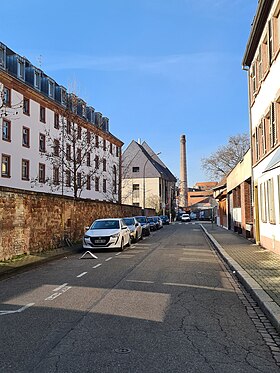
left=0, top=42, right=123, bottom=201
left=121, top=140, right=176, bottom=214
left=243, top=0, right=280, bottom=253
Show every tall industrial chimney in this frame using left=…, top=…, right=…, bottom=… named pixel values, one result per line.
left=179, top=134, right=188, bottom=209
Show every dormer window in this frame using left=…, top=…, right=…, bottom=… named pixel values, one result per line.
left=48, top=81, right=54, bottom=98
left=34, top=71, right=40, bottom=89
left=0, top=47, right=5, bottom=67
left=17, top=60, right=24, bottom=79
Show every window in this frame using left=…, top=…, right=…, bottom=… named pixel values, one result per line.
left=95, top=134, right=99, bottom=147
left=66, top=144, right=71, bottom=161
left=39, top=163, right=45, bottom=183
left=53, top=139, right=59, bottom=156
left=22, top=159, right=29, bottom=180
left=103, top=139, right=106, bottom=151
left=260, top=119, right=266, bottom=156
left=48, top=81, right=54, bottom=98
left=18, top=60, right=24, bottom=79
left=23, top=98, right=30, bottom=115
left=77, top=148, right=82, bottom=163
left=77, top=173, right=81, bottom=188
left=87, top=152, right=91, bottom=166
left=267, top=178, right=276, bottom=224
left=250, top=63, right=257, bottom=96
left=110, top=142, right=113, bottom=154
left=54, top=113, right=59, bottom=129
left=40, top=106, right=46, bottom=123
left=2, top=119, right=11, bottom=141
left=255, top=128, right=260, bottom=161
left=95, top=155, right=99, bottom=169
left=1, top=154, right=10, bottom=177
left=3, top=87, right=11, bottom=106
left=86, top=130, right=91, bottom=144
left=113, top=165, right=117, bottom=194
left=269, top=102, right=277, bottom=149
left=0, top=47, right=4, bottom=67
left=39, top=133, right=46, bottom=152
left=103, top=179, right=107, bottom=193
left=116, top=146, right=119, bottom=157
left=86, top=175, right=91, bottom=190
left=268, top=19, right=274, bottom=65
left=260, top=183, right=267, bottom=223
left=65, top=170, right=71, bottom=187
left=103, top=158, right=106, bottom=171
left=53, top=166, right=59, bottom=185
left=133, top=183, right=140, bottom=198
left=257, top=45, right=263, bottom=83
left=95, top=177, right=99, bottom=191
left=22, top=127, right=30, bottom=147
left=77, top=126, right=82, bottom=140
left=34, top=71, right=40, bottom=89
left=66, top=120, right=71, bottom=135
left=132, top=166, right=139, bottom=173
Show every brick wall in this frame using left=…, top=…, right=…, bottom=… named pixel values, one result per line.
left=0, top=187, right=154, bottom=261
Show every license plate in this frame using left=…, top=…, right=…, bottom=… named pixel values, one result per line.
left=95, top=239, right=106, bottom=244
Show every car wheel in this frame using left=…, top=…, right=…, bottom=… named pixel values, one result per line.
left=119, top=238, right=124, bottom=251
left=127, top=236, right=131, bottom=247
left=135, top=232, right=138, bottom=242
left=139, top=232, right=143, bottom=240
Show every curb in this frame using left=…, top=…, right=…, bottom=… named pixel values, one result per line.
left=201, top=224, right=280, bottom=332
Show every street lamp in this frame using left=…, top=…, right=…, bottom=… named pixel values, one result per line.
left=143, top=151, right=161, bottom=212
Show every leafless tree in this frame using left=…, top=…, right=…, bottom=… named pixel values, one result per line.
left=201, top=133, right=250, bottom=180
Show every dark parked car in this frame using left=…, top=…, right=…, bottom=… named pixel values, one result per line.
left=147, top=217, right=157, bottom=231
left=160, top=215, right=169, bottom=225
left=135, top=216, right=151, bottom=236
left=151, top=216, right=163, bottom=230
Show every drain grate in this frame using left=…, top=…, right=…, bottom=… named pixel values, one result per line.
left=114, top=348, right=131, bottom=354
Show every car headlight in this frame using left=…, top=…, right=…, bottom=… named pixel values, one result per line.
left=111, top=233, right=120, bottom=239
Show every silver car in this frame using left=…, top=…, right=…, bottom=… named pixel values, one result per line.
left=123, top=217, right=143, bottom=242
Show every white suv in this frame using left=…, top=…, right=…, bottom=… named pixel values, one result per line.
left=181, top=214, right=191, bottom=222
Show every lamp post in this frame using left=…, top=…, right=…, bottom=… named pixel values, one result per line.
left=143, top=151, right=161, bottom=212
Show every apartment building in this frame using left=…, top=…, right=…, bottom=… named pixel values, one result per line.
left=0, top=42, right=123, bottom=201
left=243, top=0, right=280, bottom=252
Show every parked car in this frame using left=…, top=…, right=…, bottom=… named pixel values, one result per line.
left=152, top=216, right=163, bottom=229
left=181, top=213, right=191, bottom=222
left=123, top=217, right=143, bottom=242
left=83, top=218, right=131, bottom=251
left=147, top=217, right=157, bottom=231
left=135, top=216, right=151, bottom=236
left=160, top=215, right=170, bottom=225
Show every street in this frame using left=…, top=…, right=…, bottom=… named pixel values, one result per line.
left=0, top=223, right=279, bottom=373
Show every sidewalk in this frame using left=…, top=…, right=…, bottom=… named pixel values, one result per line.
left=0, top=243, right=82, bottom=280
left=201, top=223, right=280, bottom=332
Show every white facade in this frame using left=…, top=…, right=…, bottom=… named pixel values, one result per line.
left=243, top=0, right=280, bottom=253
left=0, top=43, right=122, bottom=202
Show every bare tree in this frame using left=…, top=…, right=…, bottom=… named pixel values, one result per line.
left=201, top=133, right=250, bottom=180
left=32, top=93, right=109, bottom=199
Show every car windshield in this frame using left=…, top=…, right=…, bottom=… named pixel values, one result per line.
left=91, top=220, right=120, bottom=229
left=123, top=218, right=134, bottom=226
left=153, top=217, right=158, bottom=222
left=136, top=216, right=146, bottom=223
left=147, top=217, right=154, bottom=223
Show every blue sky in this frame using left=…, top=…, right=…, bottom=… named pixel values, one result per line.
left=2, top=0, right=257, bottom=186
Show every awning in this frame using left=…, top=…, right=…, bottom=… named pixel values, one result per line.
left=263, top=147, right=280, bottom=172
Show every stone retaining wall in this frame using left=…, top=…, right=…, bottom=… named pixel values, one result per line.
left=0, top=187, right=154, bottom=261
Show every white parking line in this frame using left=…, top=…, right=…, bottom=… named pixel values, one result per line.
left=53, top=283, right=68, bottom=292
left=127, top=280, right=154, bottom=284
left=77, top=272, right=87, bottom=278
left=115, top=252, right=122, bottom=256
left=93, top=263, right=102, bottom=268
left=0, top=303, right=35, bottom=316
left=105, top=257, right=112, bottom=262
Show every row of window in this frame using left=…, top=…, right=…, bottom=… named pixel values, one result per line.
left=250, top=10, right=280, bottom=102
left=1, top=154, right=117, bottom=194
left=252, top=102, right=280, bottom=164
left=1, top=86, right=119, bottom=155
left=2, top=120, right=119, bottom=157
left=259, top=175, right=280, bottom=225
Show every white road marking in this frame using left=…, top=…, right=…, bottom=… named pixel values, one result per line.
left=77, top=272, right=87, bottom=278
left=53, top=283, right=68, bottom=292
left=45, top=286, right=71, bottom=301
left=93, top=263, right=102, bottom=268
left=115, top=252, right=122, bottom=256
left=0, top=303, right=35, bottom=316
left=127, top=280, right=154, bottom=284
left=105, top=257, right=112, bottom=262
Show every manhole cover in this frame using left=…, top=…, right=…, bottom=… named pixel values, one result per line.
left=114, top=348, right=131, bottom=354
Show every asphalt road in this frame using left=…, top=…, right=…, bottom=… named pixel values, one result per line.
left=0, top=222, right=279, bottom=372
